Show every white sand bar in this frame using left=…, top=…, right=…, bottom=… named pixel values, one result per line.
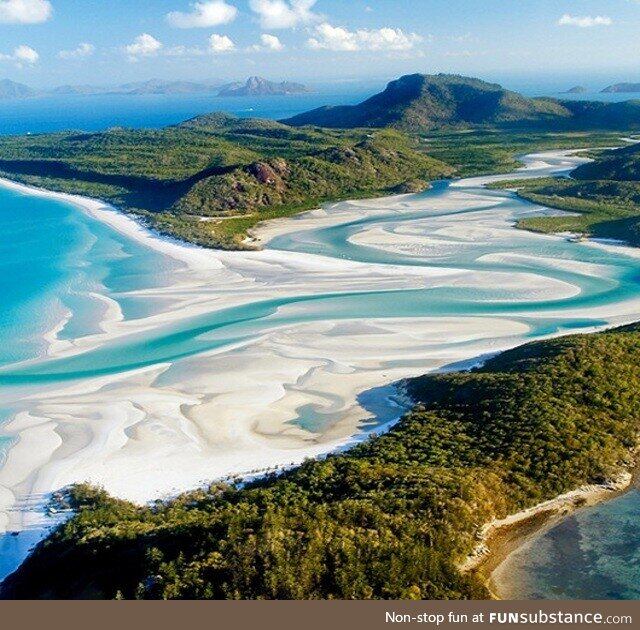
left=1, top=149, right=639, bottom=566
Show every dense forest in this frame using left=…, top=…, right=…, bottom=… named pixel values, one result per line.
left=3, top=323, right=640, bottom=600
left=489, top=142, right=640, bottom=244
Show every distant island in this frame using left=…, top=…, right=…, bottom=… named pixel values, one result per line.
left=562, top=86, right=587, bottom=94
left=51, top=79, right=223, bottom=96
left=602, top=83, right=640, bottom=94
left=0, top=76, right=310, bottom=100
left=0, top=79, right=40, bottom=100
left=218, top=76, right=311, bottom=97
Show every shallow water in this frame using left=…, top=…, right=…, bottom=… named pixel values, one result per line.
left=1, top=151, right=640, bottom=592
left=493, top=490, right=640, bottom=600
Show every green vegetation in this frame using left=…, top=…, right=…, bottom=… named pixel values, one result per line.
left=0, top=73, right=636, bottom=249
left=3, top=324, right=640, bottom=600
left=422, top=130, right=623, bottom=177
left=0, top=121, right=622, bottom=249
left=0, top=117, right=451, bottom=249
left=283, top=74, right=640, bottom=133
left=488, top=142, right=640, bottom=244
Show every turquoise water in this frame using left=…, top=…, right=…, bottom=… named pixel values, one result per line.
left=494, top=489, right=640, bottom=600
left=0, top=187, right=181, bottom=365
left=0, top=186, right=182, bottom=465
left=1, top=154, right=640, bottom=594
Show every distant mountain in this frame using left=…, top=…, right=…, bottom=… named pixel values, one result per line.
left=52, top=79, right=223, bottom=96
left=283, top=73, right=640, bottom=132
left=51, top=84, right=112, bottom=96
left=117, top=79, right=222, bottom=95
left=563, top=86, right=587, bottom=94
left=282, top=74, right=571, bottom=131
left=2, top=76, right=306, bottom=99
left=218, top=76, right=310, bottom=97
left=0, top=79, right=39, bottom=100
left=602, top=83, right=640, bottom=94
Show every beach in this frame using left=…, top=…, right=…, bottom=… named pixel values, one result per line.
left=461, top=462, right=639, bottom=599
left=2, top=149, right=640, bottom=582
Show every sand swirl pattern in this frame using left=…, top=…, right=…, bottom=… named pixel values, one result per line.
left=1, top=150, right=640, bottom=579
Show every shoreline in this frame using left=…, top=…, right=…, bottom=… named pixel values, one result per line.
left=461, top=455, right=640, bottom=599
left=2, top=148, right=640, bottom=583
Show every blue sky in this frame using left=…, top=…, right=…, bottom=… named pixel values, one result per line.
left=0, top=0, right=639, bottom=87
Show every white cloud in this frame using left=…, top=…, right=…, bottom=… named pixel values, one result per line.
left=558, top=14, right=612, bottom=28
left=209, top=33, right=236, bottom=53
left=125, top=33, right=163, bottom=61
left=58, top=42, right=95, bottom=60
left=307, top=23, right=422, bottom=52
left=0, top=0, right=51, bottom=24
left=259, top=33, right=284, bottom=51
left=167, top=1, right=237, bottom=28
left=0, top=44, right=39, bottom=64
left=13, top=44, right=38, bottom=63
left=249, top=0, right=319, bottom=29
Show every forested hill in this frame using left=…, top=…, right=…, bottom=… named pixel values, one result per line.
left=3, top=323, right=640, bottom=600
left=573, top=142, right=640, bottom=181
left=0, top=119, right=452, bottom=249
left=282, top=74, right=640, bottom=132
left=0, top=73, right=635, bottom=251
left=488, top=141, right=640, bottom=245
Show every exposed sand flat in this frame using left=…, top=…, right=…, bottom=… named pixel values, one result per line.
left=1, top=148, right=639, bottom=569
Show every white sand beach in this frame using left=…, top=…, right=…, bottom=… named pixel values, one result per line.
left=1, top=148, right=640, bottom=562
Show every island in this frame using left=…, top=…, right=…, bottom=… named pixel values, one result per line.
left=602, top=83, right=640, bottom=94
left=1, top=75, right=640, bottom=601
left=0, top=79, right=39, bottom=100
left=217, top=76, right=310, bottom=97
left=0, top=76, right=310, bottom=99
left=51, top=79, right=224, bottom=96
left=562, top=86, right=587, bottom=94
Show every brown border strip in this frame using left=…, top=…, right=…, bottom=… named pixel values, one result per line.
left=0, top=601, right=638, bottom=630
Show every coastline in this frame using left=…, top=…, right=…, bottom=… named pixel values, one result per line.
left=2, top=148, right=640, bottom=584
left=0, top=173, right=529, bottom=532
left=462, top=456, right=640, bottom=599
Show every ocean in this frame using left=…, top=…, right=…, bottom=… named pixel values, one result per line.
left=0, top=86, right=639, bottom=594
left=0, top=85, right=379, bottom=136
left=0, top=79, right=635, bottom=137
left=493, top=489, right=640, bottom=600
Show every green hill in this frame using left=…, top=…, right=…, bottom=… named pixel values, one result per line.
left=283, top=74, right=640, bottom=132
left=0, top=117, right=452, bottom=249
left=2, top=323, right=640, bottom=600
left=0, top=77, right=633, bottom=250
left=488, top=141, right=640, bottom=244
left=573, top=142, right=640, bottom=181
left=283, top=74, right=571, bottom=131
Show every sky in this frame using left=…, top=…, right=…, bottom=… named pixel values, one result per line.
left=0, top=0, right=639, bottom=88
